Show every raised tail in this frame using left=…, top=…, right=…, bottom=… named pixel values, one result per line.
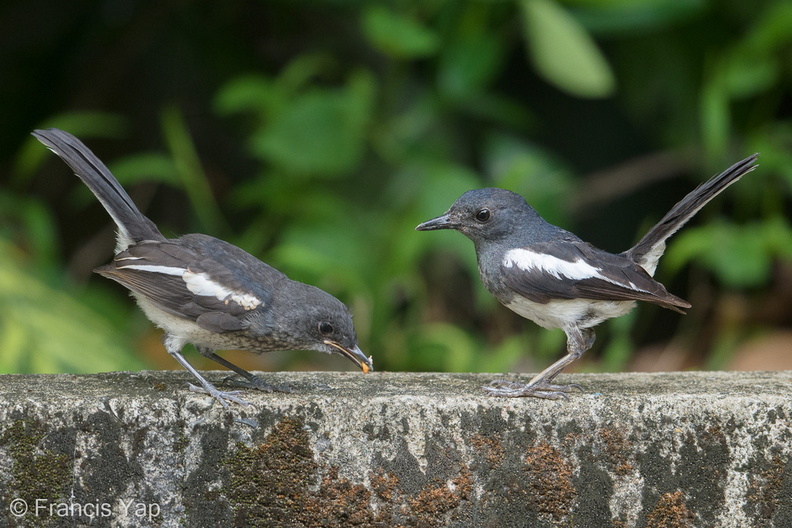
left=623, top=153, right=759, bottom=275
left=33, top=128, right=163, bottom=252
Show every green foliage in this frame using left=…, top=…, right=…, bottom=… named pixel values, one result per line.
left=0, top=239, right=145, bottom=374
left=2, top=0, right=791, bottom=376
left=161, top=105, right=227, bottom=233
left=437, top=5, right=505, bottom=101
left=667, top=217, right=792, bottom=288
left=1, top=111, right=151, bottom=374
left=216, top=61, right=374, bottom=179
left=362, top=5, right=440, bottom=59
left=703, top=1, right=792, bottom=158
left=570, top=0, right=705, bottom=35
left=520, top=0, right=616, bottom=98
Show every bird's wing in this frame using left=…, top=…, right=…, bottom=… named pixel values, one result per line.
left=499, top=240, right=690, bottom=312
left=95, top=236, right=279, bottom=332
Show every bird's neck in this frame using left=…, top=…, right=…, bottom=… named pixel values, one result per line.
left=473, top=241, right=512, bottom=299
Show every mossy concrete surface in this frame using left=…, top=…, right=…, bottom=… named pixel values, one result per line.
left=0, top=370, right=790, bottom=527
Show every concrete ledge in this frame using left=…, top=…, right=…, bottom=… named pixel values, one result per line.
left=0, top=370, right=790, bottom=527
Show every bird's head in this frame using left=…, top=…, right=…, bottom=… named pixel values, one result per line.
left=278, top=284, right=373, bottom=373
left=415, top=188, right=539, bottom=245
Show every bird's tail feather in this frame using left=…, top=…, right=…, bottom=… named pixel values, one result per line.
left=623, top=154, right=758, bottom=275
left=33, top=128, right=162, bottom=251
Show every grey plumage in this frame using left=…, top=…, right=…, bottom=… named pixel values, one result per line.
left=417, top=154, right=758, bottom=398
left=623, top=154, right=758, bottom=275
left=34, top=128, right=372, bottom=409
left=33, top=128, right=161, bottom=251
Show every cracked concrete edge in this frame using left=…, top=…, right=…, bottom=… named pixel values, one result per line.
left=0, top=370, right=790, bottom=528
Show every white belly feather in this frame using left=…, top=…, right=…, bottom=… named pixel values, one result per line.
left=505, top=296, right=636, bottom=330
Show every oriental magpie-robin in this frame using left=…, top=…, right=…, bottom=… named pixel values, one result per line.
left=417, top=155, right=758, bottom=399
left=33, top=128, right=372, bottom=409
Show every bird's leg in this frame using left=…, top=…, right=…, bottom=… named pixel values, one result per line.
left=483, top=327, right=595, bottom=399
left=163, top=335, right=252, bottom=409
left=196, top=347, right=292, bottom=393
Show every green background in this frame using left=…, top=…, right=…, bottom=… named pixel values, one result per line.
left=1, top=0, right=791, bottom=376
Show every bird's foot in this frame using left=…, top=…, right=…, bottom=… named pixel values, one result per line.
left=188, top=383, right=254, bottom=409
left=228, top=374, right=293, bottom=394
left=482, top=379, right=584, bottom=399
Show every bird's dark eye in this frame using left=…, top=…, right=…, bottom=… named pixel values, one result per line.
left=319, top=322, right=334, bottom=335
left=475, top=209, right=491, bottom=223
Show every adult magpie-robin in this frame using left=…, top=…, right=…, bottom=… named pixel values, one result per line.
left=33, top=128, right=372, bottom=409
left=416, top=155, right=758, bottom=399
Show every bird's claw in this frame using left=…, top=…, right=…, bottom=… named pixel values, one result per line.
left=482, top=379, right=584, bottom=399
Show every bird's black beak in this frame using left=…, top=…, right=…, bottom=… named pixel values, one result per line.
left=325, top=340, right=374, bottom=373
left=415, top=213, right=457, bottom=231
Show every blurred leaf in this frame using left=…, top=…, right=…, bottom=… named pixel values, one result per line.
left=666, top=217, right=792, bottom=288
left=569, top=0, right=705, bottom=35
left=742, top=1, right=792, bottom=53
left=0, top=192, right=57, bottom=272
left=700, top=75, right=730, bottom=158
left=108, top=152, right=180, bottom=187
left=405, top=323, right=478, bottom=372
left=215, top=57, right=334, bottom=119
left=532, top=326, right=567, bottom=363
left=372, top=93, right=444, bottom=163
left=161, top=105, right=228, bottom=234
left=273, top=214, right=370, bottom=295
left=599, top=311, right=635, bottom=372
left=705, top=325, right=743, bottom=370
left=214, top=74, right=279, bottom=116
left=720, top=51, right=777, bottom=99
left=748, top=123, right=792, bottom=196
left=459, top=93, right=536, bottom=131
left=483, top=334, right=534, bottom=374
left=717, top=2, right=792, bottom=99
left=361, top=5, right=440, bottom=59
left=520, top=0, right=616, bottom=98
left=0, top=239, right=146, bottom=374
left=277, top=54, right=335, bottom=93
left=438, top=20, right=504, bottom=100
left=250, top=71, right=374, bottom=177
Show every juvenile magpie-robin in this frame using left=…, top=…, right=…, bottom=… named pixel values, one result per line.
left=417, top=155, right=758, bottom=399
left=33, top=128, right=373, bottom=409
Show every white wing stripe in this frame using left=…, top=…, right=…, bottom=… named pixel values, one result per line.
left=118, top=264, right=184, bottom=276
left=503, top=248, right=651, bottom=294
left=183, top=270, right=262, bottom=310
left=503, top=248, right=600, bottom=280
left=116, top=264, right=262, bottom=310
